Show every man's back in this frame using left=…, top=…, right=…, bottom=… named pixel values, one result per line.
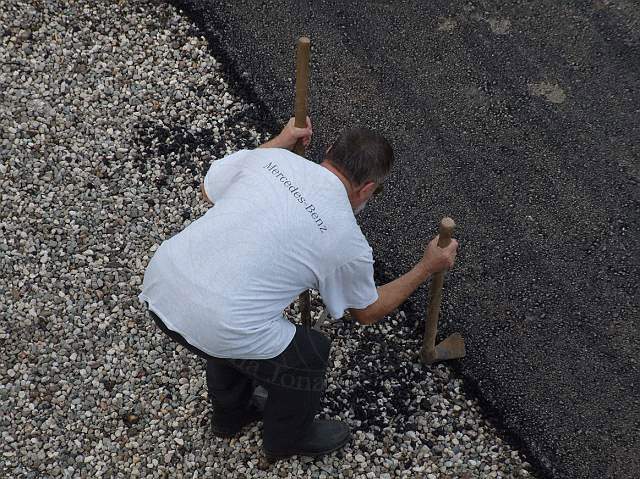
left=139, top=148, right=377, bottom=359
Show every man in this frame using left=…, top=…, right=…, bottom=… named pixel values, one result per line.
left=139, top=118, right=458, bottom=460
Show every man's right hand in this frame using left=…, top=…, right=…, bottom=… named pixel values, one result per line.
left=258, top=117, right=313, bottom=151
left=421, top=235, right=458, bottom=274
left=348, top=235, right=458, bottom=326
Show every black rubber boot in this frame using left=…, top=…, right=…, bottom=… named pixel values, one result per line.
left=264, top=419, right=351, bottom=461
left=211, top=404, right=262, bottom=438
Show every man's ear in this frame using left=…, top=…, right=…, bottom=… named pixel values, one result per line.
left=364, top=181, right=378, bottom=193
left=359, top=180, right=377, bottom=196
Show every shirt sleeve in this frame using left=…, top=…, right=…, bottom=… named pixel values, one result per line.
left=203, top=150, right=249, bottom=202
left=318, top=254, right=379, bottom=319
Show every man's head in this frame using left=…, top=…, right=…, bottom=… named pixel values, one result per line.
left=321, top=127, right=394, bottom=213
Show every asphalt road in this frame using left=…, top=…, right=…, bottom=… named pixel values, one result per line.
left=171, top=1, right=639, bottom=477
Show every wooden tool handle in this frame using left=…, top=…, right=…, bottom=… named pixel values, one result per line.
left=293, top=36, right=310, bottom=156
left=293, top=36, right=312, bottom=326
left=421, top=217, right=456, bottom=358
left=437, top=217, right=455, bottom=248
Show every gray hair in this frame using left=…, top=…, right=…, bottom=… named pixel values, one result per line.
left=326, top=127, right=394, bottom=185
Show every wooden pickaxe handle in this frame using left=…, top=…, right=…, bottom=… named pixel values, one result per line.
left=293, top=36, right=310, bottom=156
left=422, top=217, right=456, bottom=354
left=293, top=36, right=312, bottom=326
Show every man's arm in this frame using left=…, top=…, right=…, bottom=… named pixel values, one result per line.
left=258, top=135, right=293, bottom=150
left=349, top=263, right=431, bottom=325
left=201, top=181, right=212, bottom=204
left=258, top=117, right=312, bottom=151
left=349, top=236, right=458, bottom=325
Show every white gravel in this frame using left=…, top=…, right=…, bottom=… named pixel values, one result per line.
left=1, top=0, right=537, bottom=477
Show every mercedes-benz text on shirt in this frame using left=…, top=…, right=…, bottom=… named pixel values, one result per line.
left=263, top=161, right=328, bottom=233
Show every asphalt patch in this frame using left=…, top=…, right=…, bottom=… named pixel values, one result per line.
left=170, top=1, right=639, bottom=478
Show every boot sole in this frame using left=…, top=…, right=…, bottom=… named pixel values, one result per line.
left=264, top=435, right=351, bottom=462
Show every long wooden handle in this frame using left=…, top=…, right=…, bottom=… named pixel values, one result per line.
left=293, top=36, right=310, bottom=156
left=423, top=217, right=456, bottom=352
left=293, top=36, right=312, bottom=326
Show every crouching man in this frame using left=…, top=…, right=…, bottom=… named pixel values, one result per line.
left=138, top=118, right=458, bottom=460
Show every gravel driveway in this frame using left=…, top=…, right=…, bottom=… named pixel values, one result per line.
left=2, top=1, right=536, bottom=477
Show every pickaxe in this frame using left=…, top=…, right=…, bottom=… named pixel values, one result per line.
left=419, top=217, right=466, bottom=364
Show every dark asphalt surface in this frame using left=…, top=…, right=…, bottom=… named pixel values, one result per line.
left=171, top=1, right=639, bottom=477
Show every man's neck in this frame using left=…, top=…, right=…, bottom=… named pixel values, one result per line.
left=320, top=160, right=350, bottom=192
left=320, top=160, right=356, bottom=210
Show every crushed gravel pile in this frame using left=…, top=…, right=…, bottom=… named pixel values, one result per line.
left=1, top=0, right=536, bottom=477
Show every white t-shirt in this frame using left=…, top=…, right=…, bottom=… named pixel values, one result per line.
left=138, top=148, right=378, bottom=359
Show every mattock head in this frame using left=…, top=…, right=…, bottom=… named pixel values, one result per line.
left=420, top=333, right=466, bottom=365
